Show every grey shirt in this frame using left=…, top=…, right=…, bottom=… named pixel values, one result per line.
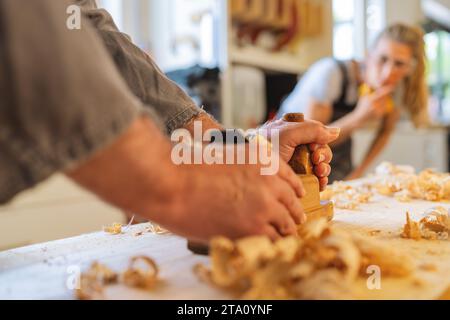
left=75, top=0, right=203, bottom=133
left=0, top=0, right=199, bottom=204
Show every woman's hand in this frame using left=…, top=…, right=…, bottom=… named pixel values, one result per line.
left=353, top=85, right=395, bottom=126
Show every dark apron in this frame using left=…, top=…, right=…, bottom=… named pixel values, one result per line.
left=329, top=60, right=357, bottom=183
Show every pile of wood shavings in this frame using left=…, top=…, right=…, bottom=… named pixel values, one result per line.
left=134, top=223, right=171, bottom=237
left=76, top=256, right=159, bottom=300
left=195, top=218, right=414, bottom=300
left=321, top=181, right=373, bottom=210
left=103, top=217, right=170, bottom=237
left=372, top=162, right=450, bottom=202
left=402, top=207, right=450, bottom=241
left=322, top=162, right=450, bottom=208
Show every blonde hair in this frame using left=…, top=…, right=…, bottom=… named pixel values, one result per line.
left=374, top=23, right=429, bottom=127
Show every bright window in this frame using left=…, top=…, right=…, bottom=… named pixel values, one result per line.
left=426, top=30, right=450, bottom=123
left=166, top=0, right=217, bottom=70
left=332, top=0, right=384, bottom=60
left=333, top=0, right=357, bottom=60
left=96, top=0, right=217, bottom=71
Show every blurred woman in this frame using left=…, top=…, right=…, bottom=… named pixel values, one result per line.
left=279, top=23, right=429, bottom=182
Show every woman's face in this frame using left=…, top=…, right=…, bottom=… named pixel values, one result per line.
left=365, top=37, right=414, bottom=89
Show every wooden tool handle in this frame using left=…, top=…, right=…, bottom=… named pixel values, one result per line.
left=283, top=113, right=314, bottom=175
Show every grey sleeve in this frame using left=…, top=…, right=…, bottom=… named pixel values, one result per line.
left=75, top=0, right=205, bottom=134
left=0, top=0, right=161, bottom=203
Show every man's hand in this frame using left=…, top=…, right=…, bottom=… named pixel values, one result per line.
left=175, top=158, right=307, bottom=243
left=67, top=117, right=307, bottom=244
left=260, top=119, right=340, bottom=191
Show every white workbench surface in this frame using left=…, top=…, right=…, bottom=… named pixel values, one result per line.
left=1, top=190, right=449, bottom=300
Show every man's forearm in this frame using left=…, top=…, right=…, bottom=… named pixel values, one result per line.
left=66, top=117, right=185, bottom=228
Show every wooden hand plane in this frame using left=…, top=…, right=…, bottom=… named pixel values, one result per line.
left=283, top=113, right=334, bottom=222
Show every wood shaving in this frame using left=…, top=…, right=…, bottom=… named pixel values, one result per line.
left=402, top=207, right=450, bottom=241
left=147, top=223, right=170, bottom=235
left=419, top=263, right=437, bottom=272
left=76, top=262, right=119, bottom=300
left=402, top=212, right=423, bottom=240
left=133, top=223, right=170, bottom=237
left=103, top=223, right=123, bottom=235
left=123, top=256, right=159, bottom=289
left=76, top=256, right=159, bottom=300
left=195, top=218, right=414, bottom=300
left=321, top=182, right=373, bottom=210
left=421, top=207, right=450, bottom=232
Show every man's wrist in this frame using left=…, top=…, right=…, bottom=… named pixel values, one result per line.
left=184, top=112, right=223, bottom=135
left=147, top=163, right=191, bottom=228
